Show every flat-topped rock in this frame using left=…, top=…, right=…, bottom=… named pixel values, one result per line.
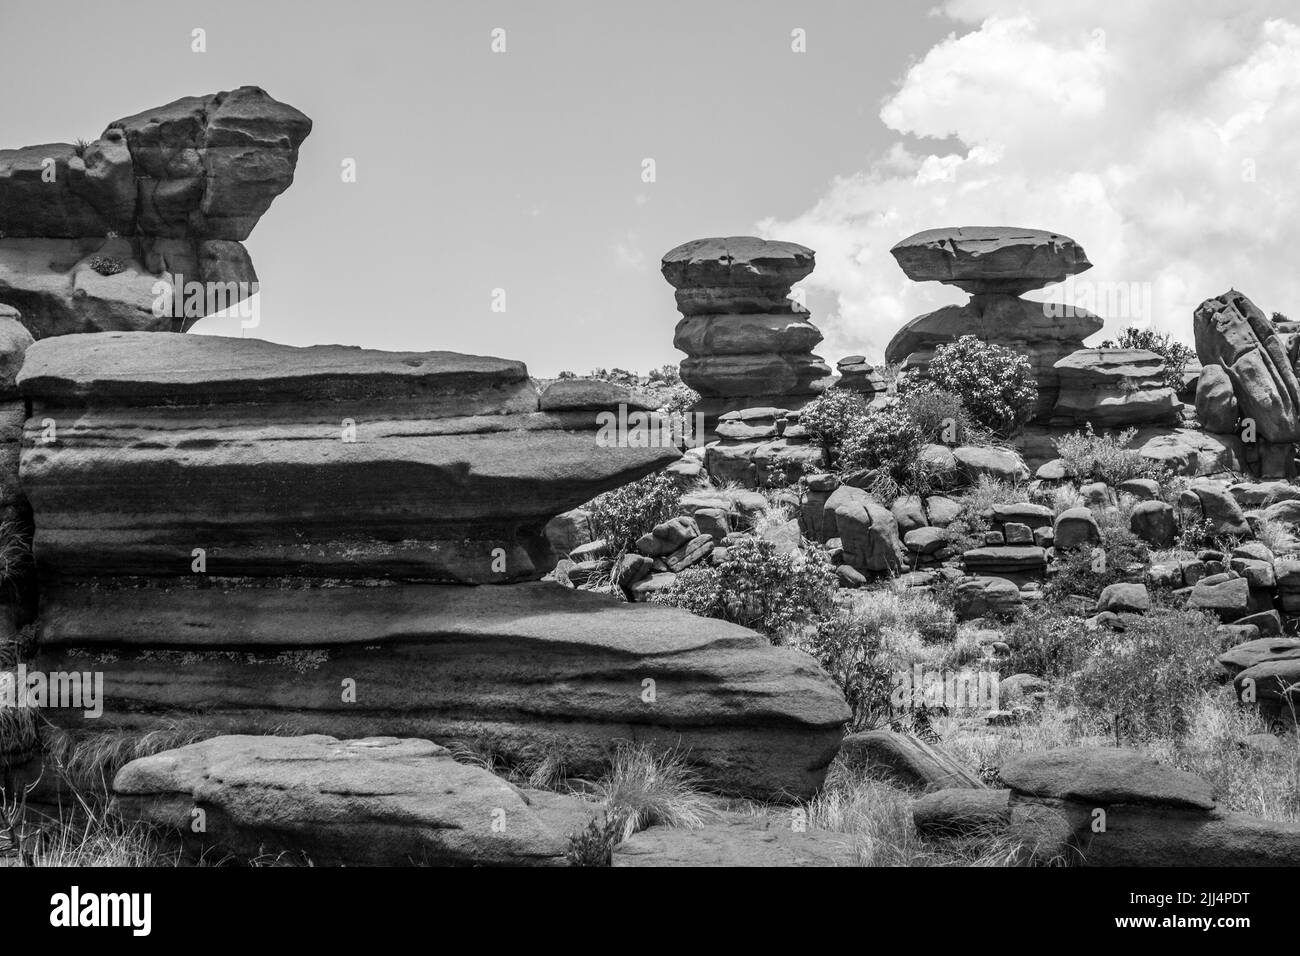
left=673, top=315, right=822, bottom=356
left=890, top=227, right=1092, bottom=295
left=40, top=581, right=851, bottom=799
left=1000, top=747, right=1216, bottom=810
left=17, top=333, right=677, bottom=583
left=1052, top=348, right=1179, bottom=427
left=661, top=236, right=814, bottom=290
left=538, top=378, right=659, bottom=412
left=19, top=332, right=530, bottom=405
left=613, top=815, right=856, bottom=867
left=112, top=734, right=593, bottom=866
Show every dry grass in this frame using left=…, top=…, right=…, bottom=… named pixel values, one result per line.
left=42, top=724, right=214, bottom=800
left=595, top=743, right=714, bottom=840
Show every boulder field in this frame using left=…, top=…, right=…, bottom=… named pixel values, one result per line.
left=18, top=330, right=850, bottom=800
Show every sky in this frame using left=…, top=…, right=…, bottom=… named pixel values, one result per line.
left=4, top=0, right=1299, bottom=375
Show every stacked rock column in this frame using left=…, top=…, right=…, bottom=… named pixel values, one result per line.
left=662, top=236, right=832, bottom=427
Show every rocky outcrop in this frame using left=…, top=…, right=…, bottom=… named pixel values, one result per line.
left=1051, top=348, right=1178, bottom=427
left=835, top=356, right=886, bottom=395
left=663, top=237, right=831, bottom=420
left=112, top=734, right=597, bottom=866
left=887, top=227, right=1101, bottom=421
left=22, top=333, right=850, bottom=799
left=0, top=87, right=310, bottom=337
left=39, top=582, right=850, bottom=798
left=19, top=332, right=673, bottom=583
left=1194, top=290, right=1300, bottom=478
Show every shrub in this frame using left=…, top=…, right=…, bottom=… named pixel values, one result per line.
left=1053, top=424, right=1161, bottom=485
left=795, top=611, right=898, bottom=732
left=652, top=536, right=837, bottom=640
left=1064, top=606, right=1223, bottom=743
left=1003, top=606, right=1094, bottom=681
left=87, top=255, right=125, bottom=277
left=838, top=402, right=928, bottom=494
left=1096, top=328, right=1195, bottom=392
left=656, top=382, right=700, bottom=420
left=646, top=364, right=681, bottom=387
left=564, top=813, right=625, bottom=867
left=897, top=383, right=984, bottom=446
left=1045, top=514, right=1149, bottom=599
left=595, top=743, right=711, bottom=840
left=925, top=336, right=1037, bottom=437
left=586, top=472, right=681, bottom=553
left=799, top=389, right=872, bottom=466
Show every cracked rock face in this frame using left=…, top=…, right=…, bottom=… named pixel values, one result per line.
left=0, top=86, right=310, bottom=337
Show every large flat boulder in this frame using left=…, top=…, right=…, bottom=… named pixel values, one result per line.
left=18, top=333, right=677, bottom=583
left=890, top=227, right=1092, bottom=296
left=38, top=582, right=851, bottom=800
left=111, top=734, right=595, bottom=865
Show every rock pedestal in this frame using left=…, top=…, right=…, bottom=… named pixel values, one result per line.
left=0, top=87, right=311, bottom=337
left=663, top=236, right=832, bottom=422
left=886, top=227, right=1101, bottom=421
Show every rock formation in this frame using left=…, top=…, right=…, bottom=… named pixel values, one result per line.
left=663, top=236, right=831, bottom=419
left=1194, top=290, right=1299, bottom=478
left=21, top=332, right=850, bottom=799
left=1051, top=348, right=1178, bottom=427
left=0, top=87, right=310, bottom=337
left=886, top=227, right=1101, bottom=421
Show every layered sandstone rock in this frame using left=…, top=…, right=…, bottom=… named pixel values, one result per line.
left=1051, top=348, right=1178, bottom=427
left=21, top=333, right=850, bottom=799
left=0, top=87, right=310, bottom=337
left=887, top=228, right=1101, bottom=421
left=663, top=237, right=831, bottom=418
left=38, top=582, right=849, bottom=798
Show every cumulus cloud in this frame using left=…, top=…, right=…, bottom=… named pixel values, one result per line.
left=759, top=1, right=1300, bottom=365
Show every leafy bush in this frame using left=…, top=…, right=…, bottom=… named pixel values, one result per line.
left=652, top=536, right=837, bottom=640
left=1003, top=606, right=1093, bottom=681
left=1096, top=328, right=1195, bottom=392
left=586, top=472, right=681, bottom=553
left=656, top=382, right=700, bottom=419
left=646, top=364, right=682, bottom=387
left=87, top=255, right=125, bottom=277
left=796, top=611, right=896, bottom=732
left=1053, top=424, right=1162, bottom=485
left=925, top=336, right=1037, bottom=437
left=1045, top=513, right=1149, bottom=599
left=799, top=388, right=872, bottom=466
left=897, top=382, right=984, bottom=446
left=1064, top=606, right=1223, bottom=742
left=838, top=402, right=929, bottom=494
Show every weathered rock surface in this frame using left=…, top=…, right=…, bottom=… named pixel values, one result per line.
left=1052, top=349, right=1178, bottom=427
left=112, top=734, right=595, bottom=865
left=1194, top=291, right=1300, bottom=444
left=39, top=582, right=851, bottom=799
left=0, top=87, right=310, bottom=337
left=613, top=815, right=856, bottom=867
left=18, top=333, right=678, bottom=583
left=890, top=227, right=1092, bottom=296
left=1195, top=363, right=1240, bottom=433
left=663, top=236, right=831, bottom=416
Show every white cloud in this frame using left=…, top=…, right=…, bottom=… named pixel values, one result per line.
left=613, top=233, right=647, bottom=269
left=759, top=1, right=1300, bottom=365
